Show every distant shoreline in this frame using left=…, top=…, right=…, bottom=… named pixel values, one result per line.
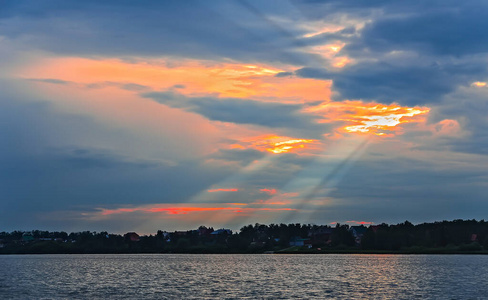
left=2, top=219, right=487, bottom=255
left=2, top=250, right=488, bottom=255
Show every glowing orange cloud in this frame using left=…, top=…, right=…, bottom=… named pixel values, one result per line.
left=232, top=135, right=320, bottom=154
left=260, top=188, right=277, bottom=195
left=207, top=188, right=239, bottom=193
left=102, top=206, right=236, bottom=215
left=18, top=57, right=331, bottom=102
left=332, top=56, right=354, bottom=68
left=99, top=205, right=295, bottom=216
left=472, top=81, right=487, bottom=87
left=307, top=42, right=354, bottom=68
left=309, top=101, right=429, bottom=136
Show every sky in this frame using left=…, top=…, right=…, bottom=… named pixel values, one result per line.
left=1, top=0, right=488, bottom=234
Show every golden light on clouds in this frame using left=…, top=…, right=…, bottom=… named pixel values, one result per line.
left=332, top=56, right=354, bottom=68
left=18, top=57, right=331, bottom=102
left=472, top=81, right=487, bottom=87
left=302, top=24, right=345, bottom=38
left=268, top=139, right=316, bottom=153
left=310, top=101, right=430, bottom=136
left=207, top=188, right=239, bottom=193
left=343, top=107, right=428, bottom=135
left=97, top=205, right=296, bottom=216
left=307, top=42, right=354, bottom=68
left=232, top=135, right=319, bottom=154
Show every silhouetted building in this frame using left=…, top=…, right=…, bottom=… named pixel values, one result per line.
left=124, top=232, right=140, bottom=242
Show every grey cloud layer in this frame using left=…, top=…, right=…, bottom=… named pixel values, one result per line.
left=143, top=91, right=324, bottom=137
left=0, top=0, right=316, bottom=65
left=0, top=89, right=231, bottom=223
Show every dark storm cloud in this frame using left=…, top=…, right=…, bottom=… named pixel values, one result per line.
left=143, top=91, right=323, bottom=135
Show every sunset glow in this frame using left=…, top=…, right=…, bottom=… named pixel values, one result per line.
left=268, top=139, right=316, bottom=153
left=207, top=188, right=239, bottom=193
left=3, top=0, right=485, bottom=234
left=309, top=101, right=430, bottom=135
left=99, top=205, right=296, bottom=216
left=260, top=188, right=277, bottom=195
left=18, top=57, right=331, bottom=102
left=472, top=81, right=487, bottom=87
left=232, top=135, right=319, bottom=154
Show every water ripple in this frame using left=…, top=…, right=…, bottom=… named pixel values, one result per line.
left=0, top=254, right=487, bottom=299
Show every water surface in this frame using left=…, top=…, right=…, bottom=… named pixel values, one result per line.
left=0, top=254, right=486, bottom=299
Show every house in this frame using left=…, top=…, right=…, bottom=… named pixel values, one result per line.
left=124, top=232, right=140, bottom=242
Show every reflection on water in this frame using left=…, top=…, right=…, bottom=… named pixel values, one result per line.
left=0, top=254, right=487, bottom=299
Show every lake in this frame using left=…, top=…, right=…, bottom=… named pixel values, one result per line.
left=0, top=254, right=486, bottom=299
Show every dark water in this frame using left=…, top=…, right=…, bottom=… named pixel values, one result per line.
left=0, top=254, right=487, bottom=299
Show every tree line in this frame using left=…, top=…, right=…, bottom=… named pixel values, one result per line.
left=1, top=219, right=487, bottom=254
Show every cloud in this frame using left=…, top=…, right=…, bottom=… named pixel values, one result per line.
left=355, top=4, right=488, bottom=57
left=322, top=153, right=488, bottom=224
left=429, top=85, right=488, bottom=155
left=208, top=148, right=266, bottom=167
left=143, top=91, right=323, bottom=134
left=207, top=188, right=239, bottom=193
left=260, top=188, right=277, bottom=195
left=27, top=78, right=72, bottom=85
left=0, top=86, right=232, bottom=220
left=296, top=62, right=486, bottom=106
left=0, top=0, right=319, bottom=65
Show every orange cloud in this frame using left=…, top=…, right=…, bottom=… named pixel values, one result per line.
left=332, top=56, right=354, bottom=68
left=232, top=135, right=320, bottom=154
left=432, top=119, right=461, bottom=136
left=18, top=57, right=331, bottom=102
left=207, top=188, right=239, bottom=193
left=260, top=188, right=277, bottom=195
left=472, top=81, right=487, bottom=87
left=309, top=101, right=430, bottom=136
left=99, top=205, right=295, bottom=216
left=101, top=206, right=236, bottom=216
